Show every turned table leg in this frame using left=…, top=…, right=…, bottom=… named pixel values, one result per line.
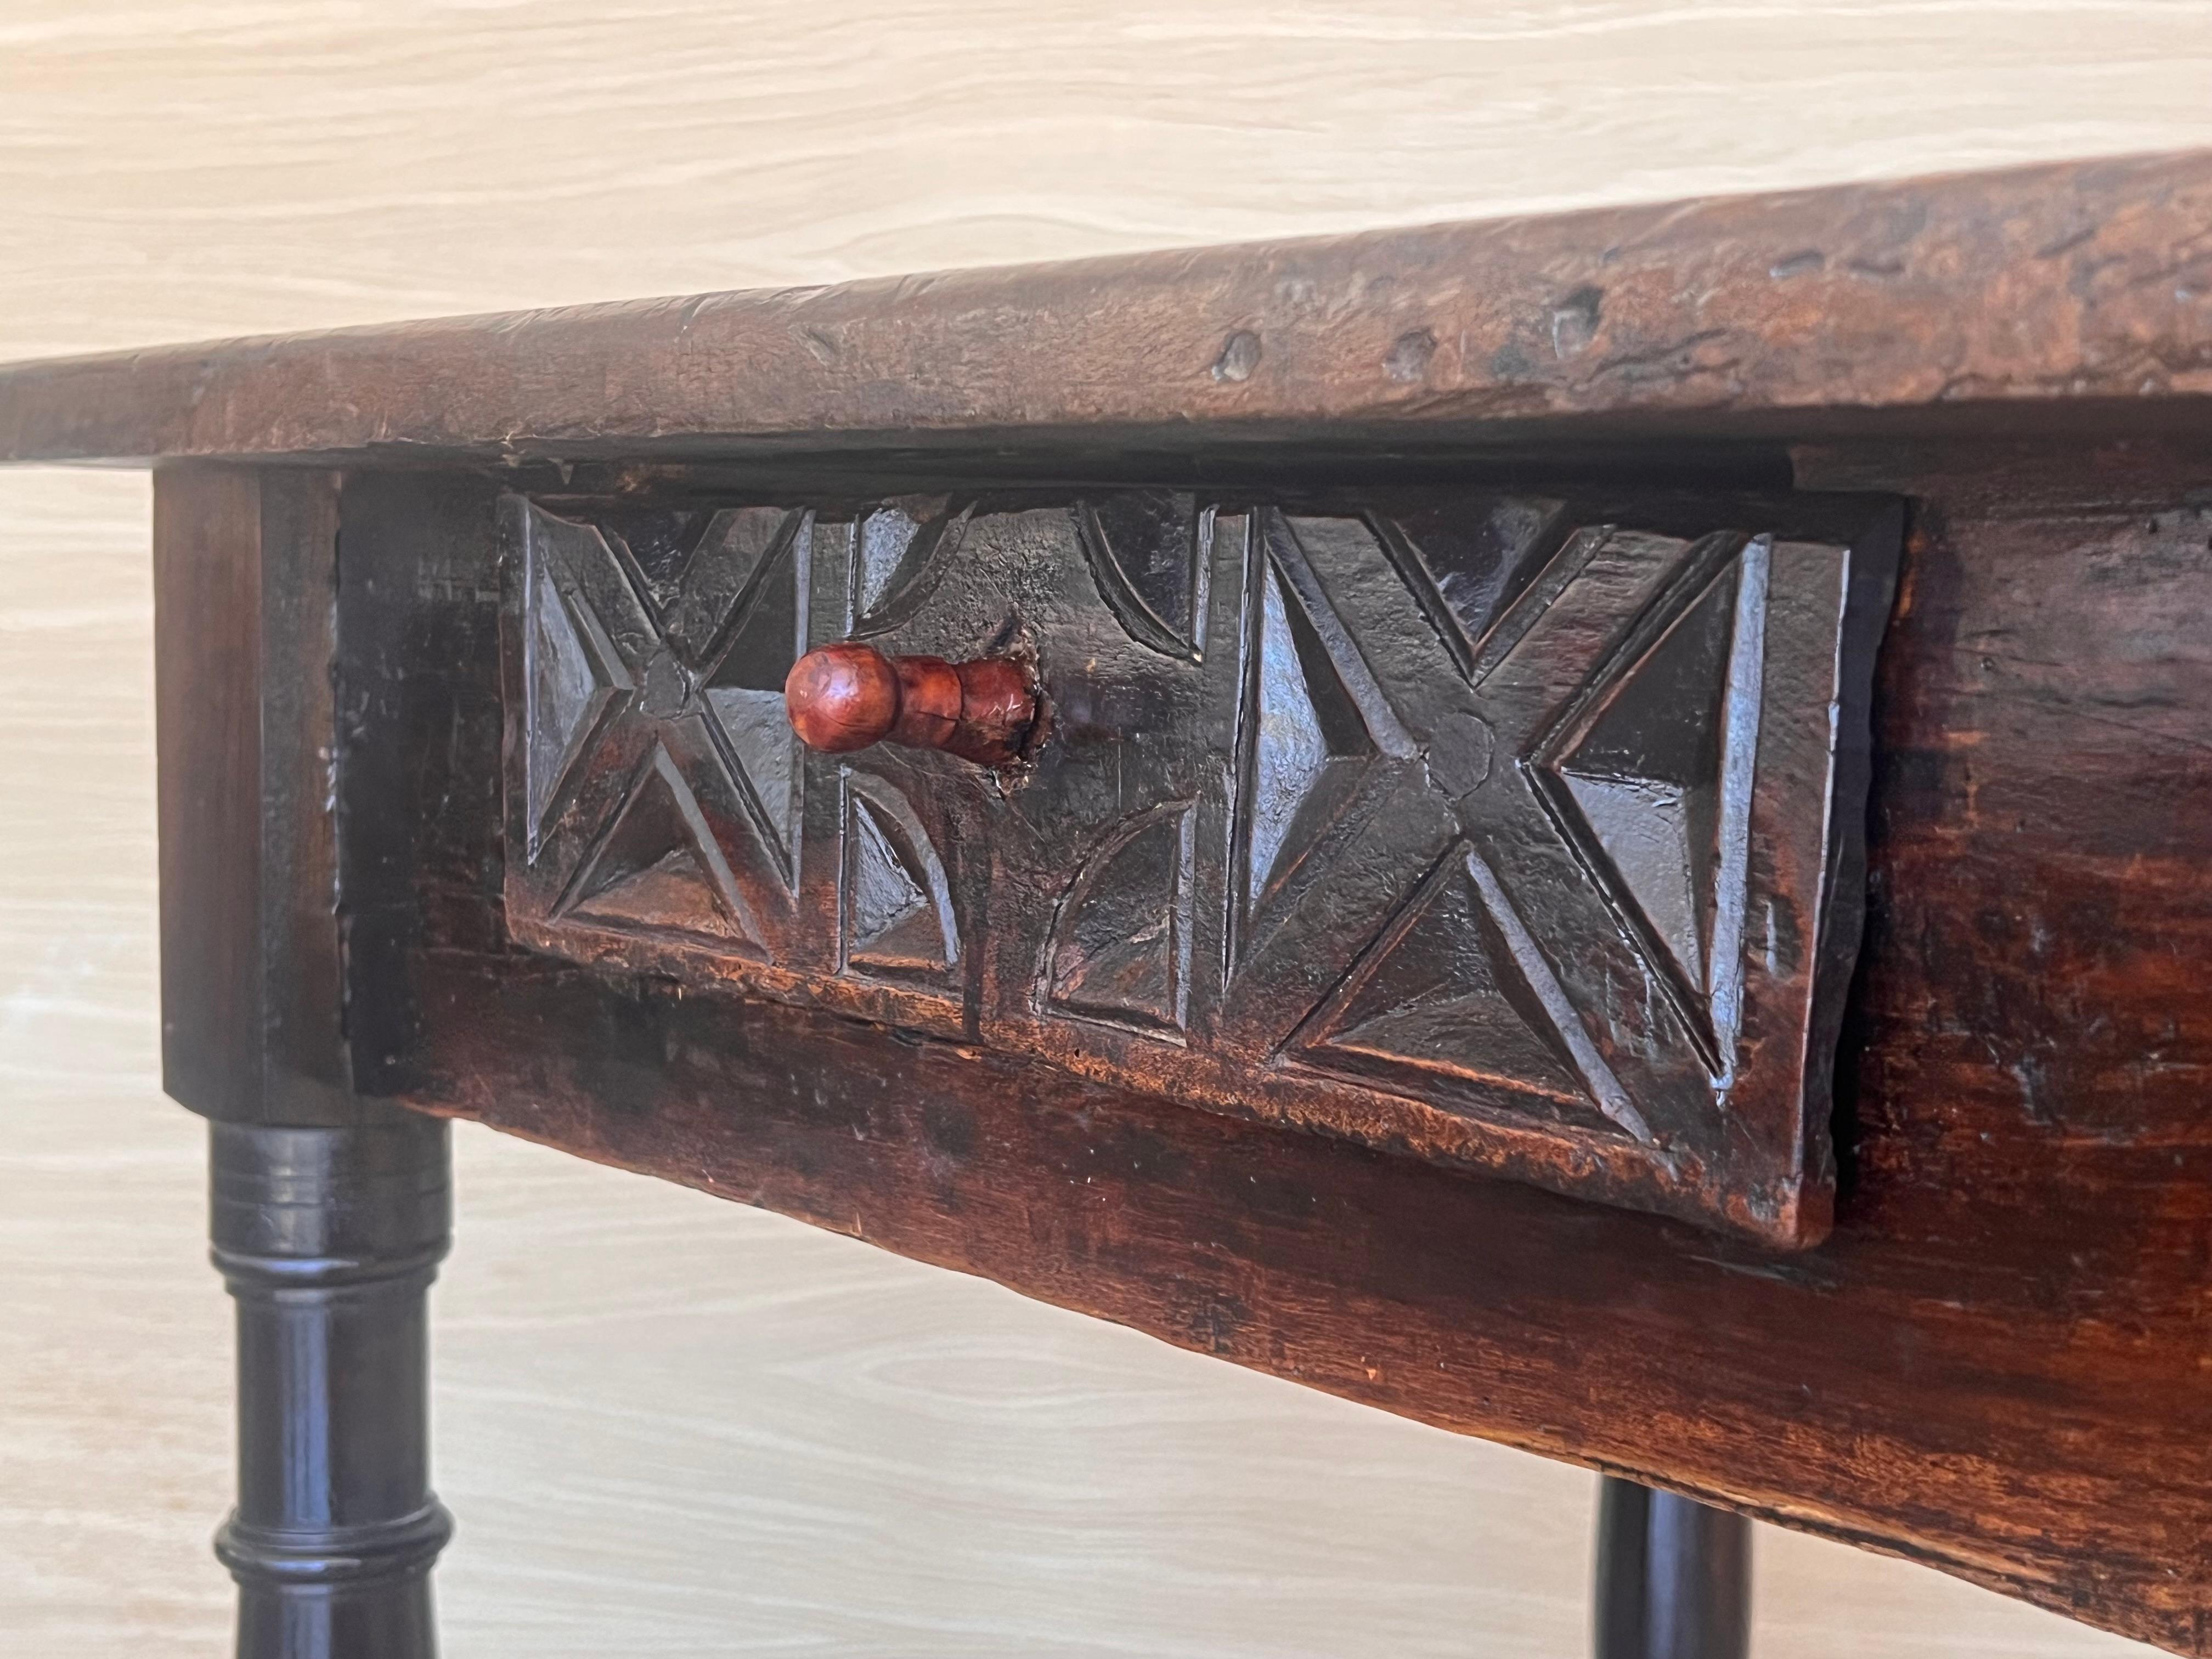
left=1593, top=1475, right=1751, bottom=1659
left=208, top=1115, right=454, bottom=1659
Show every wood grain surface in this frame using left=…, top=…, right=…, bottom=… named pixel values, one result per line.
left=11, top=151, right=2212, bottom=466
left=5, top=1, right=2208, bottom=1652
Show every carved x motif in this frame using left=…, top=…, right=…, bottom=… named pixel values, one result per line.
left=1232, top=509, right=1779, bottom=1148
left=518, top=504, right=811, bottom=961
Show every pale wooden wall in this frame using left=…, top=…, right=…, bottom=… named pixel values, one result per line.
left=5, top=3, right=2208, bottom=1654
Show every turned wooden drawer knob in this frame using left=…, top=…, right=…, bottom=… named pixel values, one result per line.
left=784, top=641, right=1039, bottom=768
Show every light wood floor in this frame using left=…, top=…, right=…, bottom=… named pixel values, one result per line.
left=5, top=2, right=2208, bottom=1651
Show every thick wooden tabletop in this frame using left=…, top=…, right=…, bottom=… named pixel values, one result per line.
left=3, top=150, right=2211, bottom=467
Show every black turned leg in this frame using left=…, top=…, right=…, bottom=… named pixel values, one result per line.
left=208, top=1115, right=454, bottom=1659
left=1593, top=1475, right=1751, bottom=1659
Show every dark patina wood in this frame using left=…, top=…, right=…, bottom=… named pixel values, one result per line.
left=1594, top=1477, right=1751, bottom=1659
left=154, top=465, right=359, bottom=1126
left=154, top=462, right=458, bottom=1657
left=211, top=1116, right=453, bottom=1656
left=348, top=439, right=2212, bottom=1654
left=6, top=151, right=2212, bottom=1655
left=502, top=482, right=1895, bottom=1245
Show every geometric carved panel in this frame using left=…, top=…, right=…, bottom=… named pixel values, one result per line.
left=503, top=484, right=1898, bottom=1245
left=557, top=741, right=757, bottom=950
left=1235, top=531, right=1393, bottom=964
left=1541, top=544, right=1766, bottom=1065
left=1044, top=799, right=1193, bottom=1036
left=842, top=774, right=958, bottom=984
left=1294, top=845, right=1609, bottom=1134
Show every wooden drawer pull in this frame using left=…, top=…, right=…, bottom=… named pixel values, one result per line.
left=784, top=641, right=1039, bottom=767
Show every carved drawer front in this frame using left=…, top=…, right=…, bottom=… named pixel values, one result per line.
left=500, top=484, right=1898, bottom=1245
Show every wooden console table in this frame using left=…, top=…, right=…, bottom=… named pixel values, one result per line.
left=4, top=150, right=2208, bottom=1657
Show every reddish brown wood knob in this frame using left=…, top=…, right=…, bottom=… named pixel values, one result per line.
left=785, top=641, right=1038, bottom=768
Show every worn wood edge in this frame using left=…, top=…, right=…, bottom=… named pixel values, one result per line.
left=7, top=150, right=2212, bottom=467
left=500, top=910, right=1821, bottom=1248
left=153, top=464, right=264, bottom=1115
left=153, top=460, right=398, bottom=1127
